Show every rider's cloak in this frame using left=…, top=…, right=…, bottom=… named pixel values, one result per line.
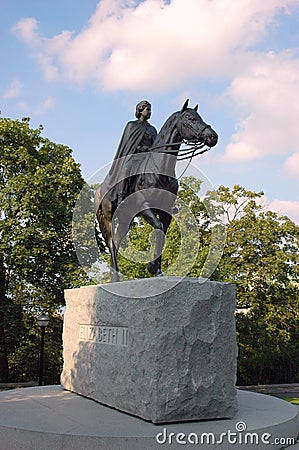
left=102, top=120, right=157, bottom=202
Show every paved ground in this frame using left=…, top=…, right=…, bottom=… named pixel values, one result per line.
left=239, top=383, right=299, bottom=447
left=0, top=386, right=298, bottom=450
left=0, top=384, right=298, bottom=448
left=250, top=388, right=299, bottom=448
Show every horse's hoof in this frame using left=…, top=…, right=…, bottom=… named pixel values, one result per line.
left=147, top=260, right=158, bottom=275
left=111, top=270, right=121, bottom=282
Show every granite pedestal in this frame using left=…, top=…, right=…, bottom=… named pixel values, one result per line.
left=61, top=277, right=238, bottom=423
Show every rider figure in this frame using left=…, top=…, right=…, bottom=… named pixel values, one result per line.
left=107, top=100, right=157, bottom=206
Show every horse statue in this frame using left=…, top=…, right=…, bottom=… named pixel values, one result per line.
left=95, top=100, right=218, bottom=281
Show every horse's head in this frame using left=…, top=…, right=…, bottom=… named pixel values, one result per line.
left=177, top=99, right=218, bottom=148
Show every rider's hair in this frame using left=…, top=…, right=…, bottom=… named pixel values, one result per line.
left=135, top=100, right=151, bottom=119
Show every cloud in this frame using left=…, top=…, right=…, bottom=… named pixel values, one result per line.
left=8, top=96, right=56, bottom=116
left=12, top=0, right=299, bottom=90
left=11, top=0, right=299, bottom=174
left=17, top=101, right=28, bottom=111
left=284, top=152, right=299, bottom=177
left=42, top=96, right=56, bottom=110
left=268, top=199, right=299, bottom=225
left=12, top=17, right=39, bottom=44
left=223, top=50, right=299, bottom=163
left=3, top=79, right=23, bottom=99
left=35, top=96, right=56, bottom=115
left=12, top=18, right=62, bottom=80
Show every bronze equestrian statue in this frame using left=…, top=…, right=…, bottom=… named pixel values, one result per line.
left=95, top=100, right=218, bottom=282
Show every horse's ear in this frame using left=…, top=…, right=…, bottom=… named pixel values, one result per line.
left=194, top=104, right=198, bottom=112
left=180, top=99, right=189, bottom=112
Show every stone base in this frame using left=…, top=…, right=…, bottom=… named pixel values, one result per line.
left=61, top=277, right=238, bottom=423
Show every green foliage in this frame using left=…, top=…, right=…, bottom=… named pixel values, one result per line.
left=283, top=398, right=299, bottom=405
left=116, top=218, right=154, bottom=279
left=8, top=313, right=63, bottom=384
left=208, top=185, right=299, bottom=385
left=0, top=116, right=88, bottom=382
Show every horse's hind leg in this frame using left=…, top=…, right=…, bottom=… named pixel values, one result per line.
left=140, top=208, right=165, bottom=276
left=152, top=210, right=172, bottom=275
left=96, top=203, right=120, bottom=282
left=159, top=210, right=172, bottom=237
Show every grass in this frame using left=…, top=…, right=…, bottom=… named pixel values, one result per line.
left=283, top=397, right=299, bottom=405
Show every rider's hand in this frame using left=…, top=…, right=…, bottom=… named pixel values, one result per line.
left=138, top=145, right=149, bottom=153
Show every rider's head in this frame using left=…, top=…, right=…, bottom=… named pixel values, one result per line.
left=135, top=100, right=151, bottom=120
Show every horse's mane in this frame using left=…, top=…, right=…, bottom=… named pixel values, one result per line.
left=151, top=111, right=179, bottom=151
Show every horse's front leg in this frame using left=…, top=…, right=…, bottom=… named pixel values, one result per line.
left=140, top=208, right=165, bottom=277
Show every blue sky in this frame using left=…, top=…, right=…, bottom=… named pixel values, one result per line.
left=1, top=0, right=299, bottom=223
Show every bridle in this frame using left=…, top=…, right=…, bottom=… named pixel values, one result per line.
left=149, top=116, right=212, bottom=161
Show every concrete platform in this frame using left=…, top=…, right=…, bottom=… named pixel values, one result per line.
left=0, top=386, right=298, bottom=449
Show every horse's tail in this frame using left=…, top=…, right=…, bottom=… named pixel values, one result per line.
left=94, top=184, right=102, bottom=215
left=94, top=184, right=111, bottom=249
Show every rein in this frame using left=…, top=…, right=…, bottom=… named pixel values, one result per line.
left=176, top=143, right=211, bottom=180
left=177, top=142, right=211, bottom=161
left=148, top=140, right=211, bottom=181
left=150, top=139, right=211, bottom=161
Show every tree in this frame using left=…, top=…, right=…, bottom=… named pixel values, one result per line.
left=0, top=116, right=87, bottom=382
left=207, top=185, right=299, bottom=384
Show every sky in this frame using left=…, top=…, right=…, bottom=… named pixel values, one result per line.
left=1, top=0, right=299, bottom=224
